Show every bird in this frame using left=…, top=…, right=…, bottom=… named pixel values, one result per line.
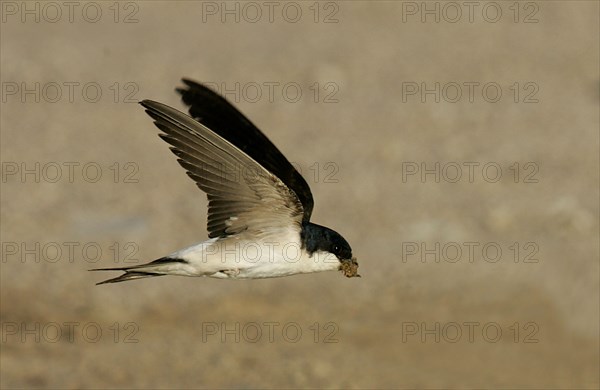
left=92, top=79, right=359, bottom=284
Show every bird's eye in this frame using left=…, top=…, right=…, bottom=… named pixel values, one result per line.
left=334, top=245, right=340, bottom=253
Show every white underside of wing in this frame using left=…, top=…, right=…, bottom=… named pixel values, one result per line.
left=159, top=229, right=340, bottom=279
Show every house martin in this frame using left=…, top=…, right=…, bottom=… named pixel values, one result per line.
left=92, top=79, right=358, bottom=284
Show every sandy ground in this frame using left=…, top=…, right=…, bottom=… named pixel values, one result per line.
left=1, top=1, right=598, bottom=388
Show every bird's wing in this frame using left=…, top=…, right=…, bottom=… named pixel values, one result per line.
left=175, top=79, right=314, bottom=222
left=140, top=100, right=305, bottom=239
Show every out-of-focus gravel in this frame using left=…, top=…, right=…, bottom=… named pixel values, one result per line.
left=1, top=2, right=598, bottom=388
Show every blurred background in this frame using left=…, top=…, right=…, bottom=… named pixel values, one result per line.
left=1, top=1, right=598, bottom=388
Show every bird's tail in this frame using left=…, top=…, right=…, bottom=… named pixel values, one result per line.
left=90, top=257, right=187, bottom=285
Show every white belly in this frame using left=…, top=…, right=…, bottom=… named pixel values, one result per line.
left=169, top=233, right=340, bottom=279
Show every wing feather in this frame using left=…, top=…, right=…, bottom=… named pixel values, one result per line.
left=176, top=79, right=315, bottom=222
left=140, top=100, right=304, bottom=239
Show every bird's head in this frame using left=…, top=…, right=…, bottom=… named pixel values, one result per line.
left=302, top=222, right=359, bottom=277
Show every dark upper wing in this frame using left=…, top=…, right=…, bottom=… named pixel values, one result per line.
left=176, top=79, right=314, bottom=222
left=140, top=100, right=305, bottom=239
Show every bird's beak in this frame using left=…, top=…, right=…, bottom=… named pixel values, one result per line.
left=339, top=257, right=360, bottom=278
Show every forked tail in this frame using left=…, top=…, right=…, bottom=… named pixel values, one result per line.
left=90, top=257, right=187, bottom=285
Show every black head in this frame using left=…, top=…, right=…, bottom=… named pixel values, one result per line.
left=301, top=222, right=353, bottom=261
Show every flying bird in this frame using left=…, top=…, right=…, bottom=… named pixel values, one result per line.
left=92, top=79, right=358, bottom=284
